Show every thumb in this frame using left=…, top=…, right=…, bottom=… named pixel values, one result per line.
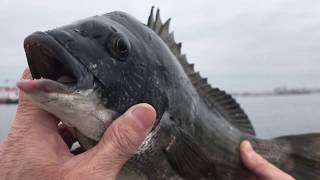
left=15, top=69, right=58, bottom=129
left=88, top=103, right=156, bottom=177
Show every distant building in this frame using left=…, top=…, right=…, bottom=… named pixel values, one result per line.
left=274, top=86, right=311, bottom=95
left=0, top=86, right=18, bottom=104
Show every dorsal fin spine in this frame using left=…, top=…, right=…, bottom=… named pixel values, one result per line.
left=154, top=9, right=162, bottom=33
left=146, top=7, right=255, bottom=135
left=147, top=7, right=155, bottom=28
left=200, top=85, right=212, bottom=93
left=160, top=18, right=171, bottom=37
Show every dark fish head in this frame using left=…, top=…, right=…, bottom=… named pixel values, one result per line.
left=21, top=11, right=169, bottom=148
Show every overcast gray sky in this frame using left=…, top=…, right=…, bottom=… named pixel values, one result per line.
left=1, top=0, right=320, bottom=91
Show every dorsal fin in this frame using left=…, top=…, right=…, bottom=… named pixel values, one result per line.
left=147, top=7, right=255, bottom=135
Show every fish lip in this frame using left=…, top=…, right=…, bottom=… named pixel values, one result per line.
left=24, top=31, right=94, bottom=92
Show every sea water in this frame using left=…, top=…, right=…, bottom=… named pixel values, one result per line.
left=0, top=94, right=320, bottom=142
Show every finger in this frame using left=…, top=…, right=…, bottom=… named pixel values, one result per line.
left=17, top=68, right=33, bottom=106
left=240, top=141, right=294, bottom=180
left=14, top=68, right=59, bottom=132
left=21, top=68, right=33, bottom=80
left=88, top=103, right=156, bottom=177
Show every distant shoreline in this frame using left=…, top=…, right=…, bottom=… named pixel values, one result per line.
left=232, top=89, right=320, bottom=97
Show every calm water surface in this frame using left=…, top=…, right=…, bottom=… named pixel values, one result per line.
left=0, top=94, right=320, bottom=142
left=0, top=104, right=17, bottom=142
left=236, top=94, right=320, bottom=138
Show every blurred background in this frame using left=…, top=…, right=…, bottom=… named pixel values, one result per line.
left=1, top=0, right=320, bottom=142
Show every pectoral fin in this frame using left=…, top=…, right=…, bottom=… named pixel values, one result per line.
left=164, top=128, right=216, bottom=180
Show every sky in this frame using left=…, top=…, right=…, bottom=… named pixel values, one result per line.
left=1, top=0, right=320, bottom=91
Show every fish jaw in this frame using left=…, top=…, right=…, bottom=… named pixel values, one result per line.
left=22, top=30, right=120, bottom=147
left=17, top=79, right=118, bottom=145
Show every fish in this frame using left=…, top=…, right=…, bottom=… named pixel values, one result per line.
left=20, top=7, right=320, bottom=180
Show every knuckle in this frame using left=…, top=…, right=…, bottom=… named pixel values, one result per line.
left=107, top=123, right=137, bottom=157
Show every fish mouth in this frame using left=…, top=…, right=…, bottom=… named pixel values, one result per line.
left=23, top=31, right=93, bottom=93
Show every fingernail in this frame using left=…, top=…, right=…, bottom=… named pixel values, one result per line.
left=243, top=141, right=253, bottom=153
left=131, top=104, right=156, bottom=130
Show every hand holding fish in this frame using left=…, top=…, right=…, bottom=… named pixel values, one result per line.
left=240, top=141, right=295, bottom=180
left=0, top=70, right=156, bottom=180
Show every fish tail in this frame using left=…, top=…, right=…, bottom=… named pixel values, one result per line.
left=275, top=133, right=320, bottom=179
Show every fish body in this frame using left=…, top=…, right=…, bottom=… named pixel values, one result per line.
left=22, top=8, right=320, bottom=180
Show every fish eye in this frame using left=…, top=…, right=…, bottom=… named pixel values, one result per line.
left=110, top=34, right=131, bottom=60
left=115, top=39, right=128, bottom=54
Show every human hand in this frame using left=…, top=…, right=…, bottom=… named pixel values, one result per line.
left=0, top=69, right=156, bottom=180
left=240, top=141, right=295, bottom=180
